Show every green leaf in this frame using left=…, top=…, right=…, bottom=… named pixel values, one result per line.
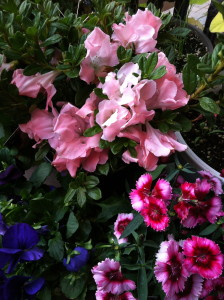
left=170, top=27, right=191, bottom=37
left=66, top=211, right=79, bottom=238
left=149, top=66, right=167, bottom=80
left=149, top=165, right=166, bottom=180
left=183, top=63, right=197, bottom=94
left=120, top=214, right=144, bottom=239
left=37, top=286, right=51, bottom=300
left=212, top=0, right=224, bottom=16
left=110, top=140, right=124, bottom=155
left=83, top=125, right=102, bottom=137
left=87, top=187, right=102, bottom=200
left=65, top=69, right=79, bottom=78
left=94, top=88, right=108, bottom=99
left=97, top=163, right=109, bottom=175
left=117, top=46, right=133, bottom=63
left=30, top=162, right=52, bottom=187
left=77, top=187, right=87, bottom=207
left=60, top=276, right=86, bottom=299
left=26, top=26, right=38, bottom=38
left=35, top=143, right=50, bottom=161
left=143, top=52, right=158, bottom=77
left=138, top=266, right=148, bottom=300
left=178, top=115, right=192, bottom=132
left=41, top=34, right=62, bottom=47
left=23, top=64, right=43, bottom=76
left=199, top=97, right=220, bottom=114
left=64, top=187, right=76, bottom=204
left=48, top=232, right=64, bottom=261
left=85, top=175, right=99, bottom=188
left=212, top=43, right=224, bottom=68
left=190, top=0, right=208, bottom=4
left=200, top=224, right=219, bottom=236
left=197, top=63, right=214, bottom=74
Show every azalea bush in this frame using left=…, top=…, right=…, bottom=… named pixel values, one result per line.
left=0, top=0, right=224, bottom=299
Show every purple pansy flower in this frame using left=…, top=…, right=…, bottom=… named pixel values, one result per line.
left=0, top=214, right=9, bottom=236
left=0, top=165, right=23, bottom=185
left=0, top=273, right=45, bottom=300
left=63, top=246, right=89, bottom=272
left=0, top=223, right=44, bottom=273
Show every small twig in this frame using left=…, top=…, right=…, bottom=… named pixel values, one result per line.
left=76, top=0, right=82, bottom=17
left=3, top=127, right=19, bottom=146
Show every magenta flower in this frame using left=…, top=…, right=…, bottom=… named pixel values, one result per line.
left=96, top=291, right=136, bottom=300
left=183, top=236, right=223, bottom=279
left=92, top=258, right=136, bottom=295
left=155, top=239, right=189, bottom=296
left=167, top=274, right=203, bottom=300
left=114, top=213, right=134, bottom=244
left=129, top=173, right=172, bottom=212
left=140, top=197, right=169, bottom=231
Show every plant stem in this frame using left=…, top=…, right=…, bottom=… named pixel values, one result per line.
left=190, top=60, right=224, bottom=100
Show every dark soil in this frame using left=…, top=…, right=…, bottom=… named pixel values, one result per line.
left=182, top=114, right=224, bottom=173
left=174, top=29, right=208, bottom=72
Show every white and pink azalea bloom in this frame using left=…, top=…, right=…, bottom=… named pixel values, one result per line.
left=199, top=170, right=223, bottom=195
left=145, top=52, right=189, bottom=111
left=155, top=239, right=189, bottom=296
left=80, top=27, right=119, bottom=84
left=141, top=197, right=169, bottom=231
left=95, top=100, right=131, bottom=142
left=92, top=258, right=136, bottom=295
left=96, top=291, right=136, bottom=300
left=19, top=108, right=58, bottom=148
left=112, top=9, right=162, bottom=54
left=166, top=274, right=203, bottom=300
left=114, top=213, right=134, bottom=244
left=183, top=236, right=224, bottom=279
left=11, top=69, right=60, bottom=109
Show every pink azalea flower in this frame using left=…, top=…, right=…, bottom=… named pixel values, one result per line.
left=155, top=239, right=189, bottom=296
left=167, top=274, right=203, bottom=300
left=80, top=27, right=119, bottom=84
left=11, top=69, right=60, bottom=109
left=52, top=155, right=81, bottom=177
left=144, top=123, right=187, bottom=157
left=114, top=213, right=134, bottom=244
left=53, top=103, right=101, bottom=160
left=140, top=197, right=169, bottom=231
left=112, top=9, right=162, bottom=54
left=183, top=236, right=223, bottom=279
left=19, top=108, right=58, bottom=147
left=145, top=52, right=189, bottom=111
left=95, top=291, right=136, bottom=300
left=92, top=258, right=136, bottom=295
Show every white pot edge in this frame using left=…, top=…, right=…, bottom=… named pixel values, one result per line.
left=176, top=132, right=224, bottom=183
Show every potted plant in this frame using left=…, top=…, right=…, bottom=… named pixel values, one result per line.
left=0, top=1, right=224, bottom=299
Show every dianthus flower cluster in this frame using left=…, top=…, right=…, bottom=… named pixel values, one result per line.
left=174, top=172, right=223, bottom=228
left=92, top=258, right=136, bottom=299
left=154, top=236, right=224, bottom=299
left=13, top=8, right=189, bottom=177
left=129, top=171, right=223, bottom=231
left=129, top=173, right=172, bottom=231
